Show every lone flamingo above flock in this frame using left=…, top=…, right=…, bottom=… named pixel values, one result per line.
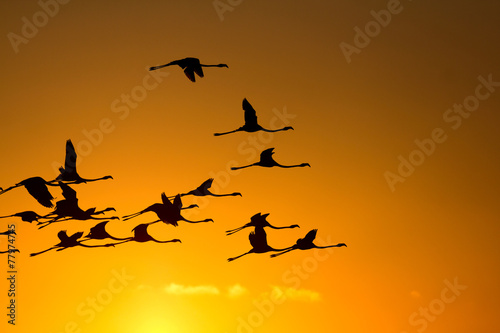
left=149, top=57, right=228, bottom=82
left=214, top=98, right=294, bottom=136
left=231, top=148, right=310, bottom=170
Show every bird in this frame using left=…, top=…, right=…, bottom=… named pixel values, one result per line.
left=167, top=178, right=241, bottom=199
left=52, top=139, right=113, bottom=184
left=227, top=227, right=288, bottom=262
left=84, top=221, right=131, bottom=241
left=38, top=182, right=118, bottom=229
left=226, top=213, right=299, bottom=236
left=214, top=98, right=294, bottom=136
left=270, top=229, right=346, bottom=258
left=104, top=223, right=182, bottom=246
left=0, top=176, right=56, bottom=207
left=30, top=230, right=114, bottom=256
left=0, top=211, right=44, bottom=223
left=231, top=148, right=310, bottom=170
left=149, top=57, right=228, bottom=82
left=122, top=193, right=213, bottom=226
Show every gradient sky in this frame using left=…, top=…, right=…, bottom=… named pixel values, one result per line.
left=1, top=1, right=499, bottom=332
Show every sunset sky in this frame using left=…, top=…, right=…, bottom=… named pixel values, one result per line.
left=1, top=1, right=499, bottom=332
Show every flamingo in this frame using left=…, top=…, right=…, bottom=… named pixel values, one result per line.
left=227, top=227, right=288, bottom=262
left=231, top=148, right=310, bottom=170
left=149, top=57, right=228, bottom=82
left=105, top=223, right=182, bottom=246
left=226, top=212, right=299, bottom=236
left=0, top=211, right=44, bottom=223
left=53, top=140, right=113, bottom=184
left=0, top=177, right=56, bottom=207
left=122, top=193, right=212, bottom=226
left=270, top=229, right=346, bottom=258
left=167, top=178, right=241, bottom=199
left=38, top=182, right=118, bottom=229
left=214, top=98, right=294, bottom=136
left=30, top=230, right=114, bottom=256
left=84, top=221, right=130, bottom=241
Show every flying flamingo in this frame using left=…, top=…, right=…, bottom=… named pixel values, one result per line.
left=149, top=57, right=228, bottom=82
left=226, top=213, right=299, bottom=236
left=0, top=176, right=57, bottom=207
left=214, top=98, right=294, bottom=136
left=122, top=193, right=212, bottom=226
left=84, top=221, right=130, bottom=242
left=167, top=178, right=241, bottom=199
left=38, top=182, right=118, bottom=229
left=105, top=223, right=182, bottom=247
left=270, top=229, right=346, bottom=258
left=227, top=227, right=288, bottom=262
left=231, top=148, right=310, bottom=170
left=30, top=230, right=114, bottom=257
left=53, top=140, right=113, bottom=184
left=0, top=211, right=44, bottom=223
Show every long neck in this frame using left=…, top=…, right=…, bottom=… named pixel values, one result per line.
left=30, top=246, right=57, bottom=256
left=261, top=127, right=289, bottom=133
left=214, top=128, right=241, bottom=136
left=269, top=224, right=295, bottom=230
left=275, top=163, right=306, bottom=169
left=316, top=244, right=345, bottom=249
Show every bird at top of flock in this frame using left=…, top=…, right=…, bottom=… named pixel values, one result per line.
left=149, top=57, right=228, bottom=82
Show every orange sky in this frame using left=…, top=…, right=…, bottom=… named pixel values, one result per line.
left=1, top=1, right=500, bottom=332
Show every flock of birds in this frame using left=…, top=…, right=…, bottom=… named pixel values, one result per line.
left=0, top=57, right=346, bottom=260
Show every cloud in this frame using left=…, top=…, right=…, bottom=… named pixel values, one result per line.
left=227, top=284, right=249, bottom=298
left=164, top=283, right=220, bottom=296
left=267, top=286, right=321, bottom=302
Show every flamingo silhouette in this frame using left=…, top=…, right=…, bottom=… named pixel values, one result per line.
left=105, top=223, right=182, bottom=246
left=214, top=99, right=294, bottom=136
left=30, top=230, right=114, bottom=256
left=231, top=148, right=310, bottom=170
left=53, top=140, right=113, bottom=184
left=167, top=178, right=241, bottom=199
left=270, top=229, right=346, bottom=258
left=84, top=221, right=130, bottom=241
left=227, top=227, right=288, bottom=262
left=0, top=211, right=44, bottom=223
left=149, top=57, right=228, bottom=82
left=123, top=193, right=212, bottom=226
left=38, top=182, right=118, bottom=229
left=0, top=177, right=57, bottom=207
left=226, top=213, right=299, bottom=236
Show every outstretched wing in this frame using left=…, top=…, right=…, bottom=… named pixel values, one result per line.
left=161, top=192, right=171, bottom=206
left=64, top=140, right=78, bottom=175
left=173, top=194, right=182, bottom=210
left=198, top=178, right=213, bottom=192
left=193, top=64, right=204, bottom=78
left=57, top=230, right=70, bottom=242
left=249, top=227, right=268, bottom=249
left=183, top=68, right=196, bottom=82
left=242, top=98, right=258, bottom=126
left=260, top=148, right=275, bottom=161
left=301, top=229, right=318, bottom=244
